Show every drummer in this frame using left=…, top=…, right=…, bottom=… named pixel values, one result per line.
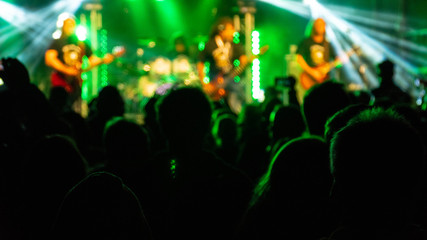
left=167, top=33, right=199, bottom=85
left=168, top=34, right=189, bottom=59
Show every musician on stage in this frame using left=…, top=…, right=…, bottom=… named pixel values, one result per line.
left=296, top=18, right=336, bottom=101
left=197, top=16, right=248, bottom=113
left=45, top=14, right=115, bottom=114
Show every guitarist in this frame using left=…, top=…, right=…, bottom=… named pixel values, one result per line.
left=45, top=15, right=115, bottom=114
left=197, top=16, right=248, bottom=113
left=296, top=18, right=336, bottom=100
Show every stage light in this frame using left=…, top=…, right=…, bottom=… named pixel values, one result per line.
left=320, top=3, right=420, bottom=87
left=99, top=29, right=108, bottom=87
left=56, top=12, right=74, bottom=28
left=75, top=25, right=87, bottom=41
left=137, top=48, right=144, bottom=57
left=0, top=1, right=26, bottom=26
left=252, top=30, right=262, bottom=100
left=258, top=0, right=310, bottom=18
left=252, top=30, right=260, bottom=55
left=233, top=32, right=240, bottom=44
left=203, top=61, right=210, bottom=84
left=52, top=29, right=62, bottom=39
left=303, top=0, right=317, bottom=6
left=198, top=41, right=205, bottom=51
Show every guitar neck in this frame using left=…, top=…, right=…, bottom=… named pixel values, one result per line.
left=229, top=55, right=257, bottom=78
left=331, top=48, right=357, bottom=68
left=225, top=45, right=268, bottom=80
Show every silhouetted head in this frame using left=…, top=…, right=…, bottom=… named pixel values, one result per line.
left=330, top=107, right=425, bottom=218
left=377, top=59, right=394, bottom=83
left=237, top=103, right=264, bottom=142
left=95, top=85, right=125, bottom=117
left=157, top=86, right=213, bottom=151
left=302, top=80, right=352, bottom=137
left=252, top=136, right=331, bottom=208
left=212, top=113, right=238, bottom=148
left=0, top=57, right=31, bottom=91
left=49, top=86, right=71, bottom=114
left=270, top=104, right=306, bottom=142
left=103, top=117, right=151, bottom=172
left=324, top=103, right=371, bottom=146
left=51, top=171, right=152, bottom=239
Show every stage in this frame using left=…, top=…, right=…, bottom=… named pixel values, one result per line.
left=1, top=0, right=427, bottom=115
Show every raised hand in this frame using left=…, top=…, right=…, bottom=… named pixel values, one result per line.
left=0, top=57, right=30, bottom=89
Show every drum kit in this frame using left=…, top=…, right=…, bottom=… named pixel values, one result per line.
left=137, top=53, right=200, bottom=97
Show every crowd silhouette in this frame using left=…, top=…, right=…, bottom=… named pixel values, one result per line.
left=1, top=47, right=427, bottom=240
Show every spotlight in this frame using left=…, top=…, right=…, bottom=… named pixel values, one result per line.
left=56, top=12, right=75, bottom=28
left=75, top=25, right=87, bottom=41
left=303, top=0, right=317, bottom=6
left=52, top=29, right=62, bottom=39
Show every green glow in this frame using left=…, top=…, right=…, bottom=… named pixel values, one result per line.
left=155, top=0, right=183, bottom=36
left=203, top=77, right=210, bottom=84
left=203, top=61, right=210, bottom=83
left=81, top=55, right=89, bottom=101
left=233, top=31, right=240, bottom=44
left=198, top=41, right=205, bottom=51
left=252, top=30, right=261, bottom=100
left=170, top=159, right=176, bottom=179
left=100, top=29, right=108, bottom=87
left=233, top=59, right=240, bottom=67
left=234, top=76, right=240, bottom=83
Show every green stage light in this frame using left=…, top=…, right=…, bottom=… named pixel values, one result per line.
left=75, top=25, right=87, bottom=41
left=252, top=30, right=261, bottom=100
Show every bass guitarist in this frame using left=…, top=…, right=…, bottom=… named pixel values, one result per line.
left=197, top=16, right=248, bottom=114
left=296, top=18, right=337, bottom=101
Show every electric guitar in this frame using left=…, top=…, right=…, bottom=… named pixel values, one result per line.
left=51, top=46, right=126, bottom=93
left=204, top=45, right=269, bottom=101
left=299, top=45, right=361, bottom=90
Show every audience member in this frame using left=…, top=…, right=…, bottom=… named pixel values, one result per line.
left=102, top=116, right=152, bottom=205
left=236, top=136, right=333, bottom=240
left=235, top=103, right=270, bottom=183
left=21, top=134, right=88, bottom=239
left=302, top=80, right=353, bottom=137
left=50, top=171, right=153, bottom=240
left=268, top=104, right=307, bottom=159
left=327, top=107, right=426, bottom=239
left=212, top=112, right=239, bottom=166
left=86, top=85, right=125, bottom=168
left=150, top=86, right=252, bottom=240
left=371, top=59, right=413, bottom=106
